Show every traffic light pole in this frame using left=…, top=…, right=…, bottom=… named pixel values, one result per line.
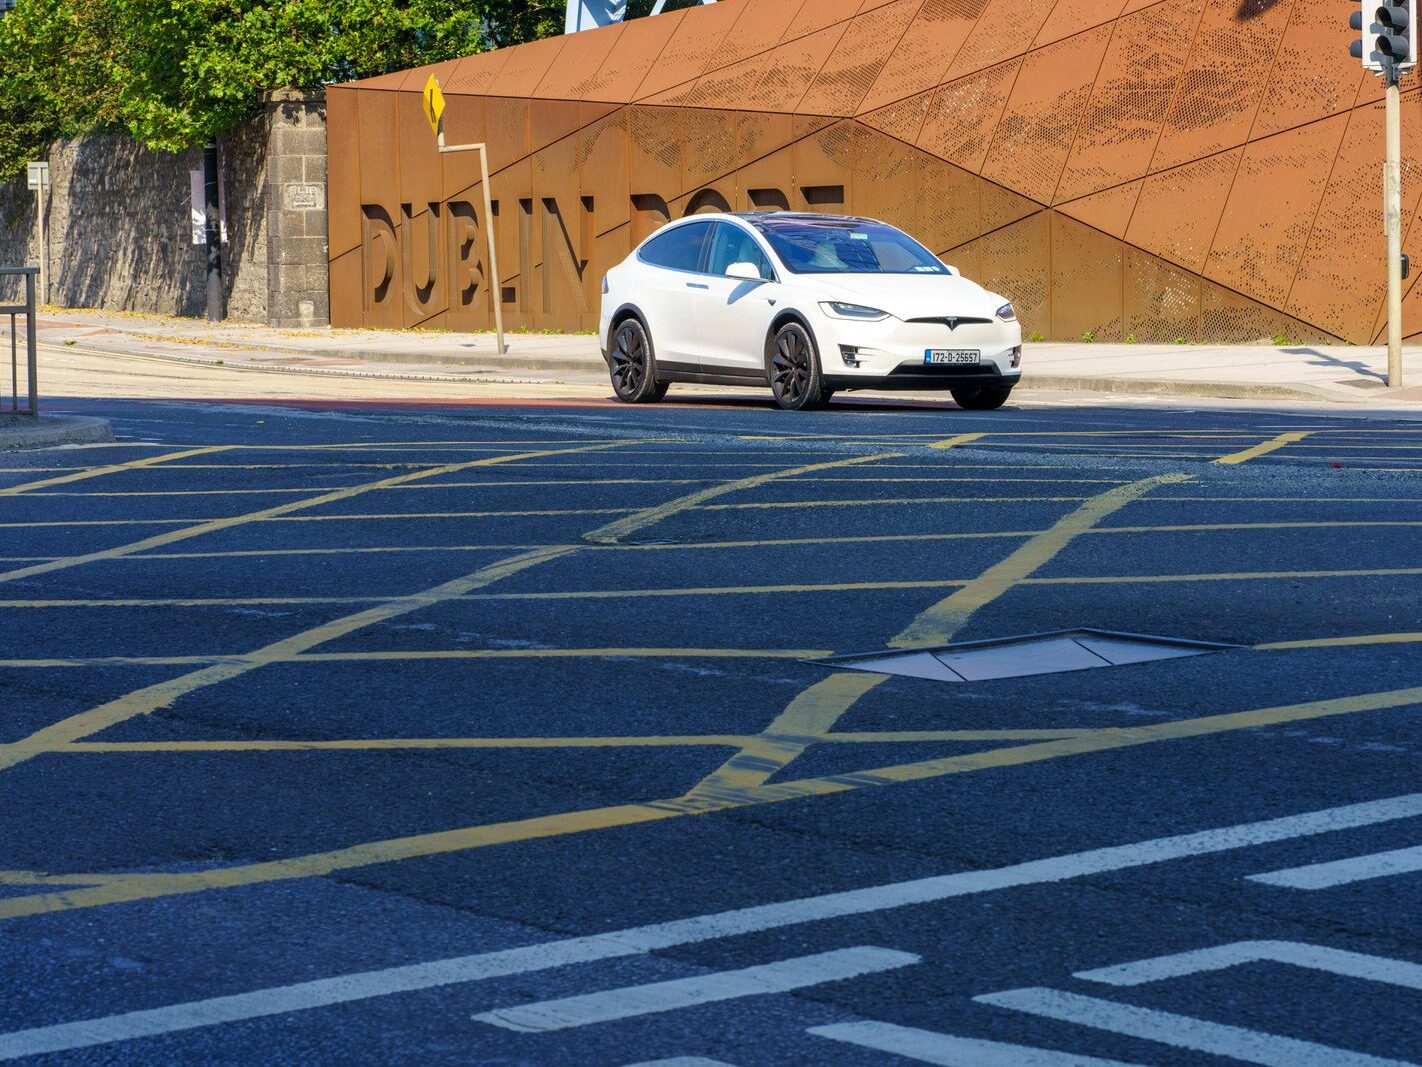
left=1386, top=71, right=1404, bottom=388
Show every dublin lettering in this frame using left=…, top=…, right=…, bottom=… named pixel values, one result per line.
left=357, top=185, right=843, bottom=322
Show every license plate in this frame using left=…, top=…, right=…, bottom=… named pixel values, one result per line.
left=925, top=349, right=980, bottom=365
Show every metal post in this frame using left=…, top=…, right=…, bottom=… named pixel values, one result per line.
left=1386, top=72, right=1404, bottom=388
left=437, top=130, right=506, bottom=354
left=477, top=144, right=506, bottom=356
left=203, top=144, right=225, bottom=322
left=35, top=175, right=47, bottom=308
left=8, top=312, right=15, bottom=413
left=24, top=270, right=37, bottom=416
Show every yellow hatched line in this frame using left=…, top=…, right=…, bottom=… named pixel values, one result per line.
left=1215, top=431, right=1313, bottom=465
left=0, top=446, right=235, bottom=496
left=736, top=431, right=1271, bottom=440
left=8, top=563, right=1422, bottom=610
left=51, top=729, right=1088, bottom=754
left=5, top=682, right=1418, bottom=920
left=583, top=452, right=901, bottom=545
left=927, top=432, right=985, bottom=450
left=468, top=565, right=1422, bottom=602
left=680, top=472, right=1192, bottom=806
left=0, top=450, right=900, bottom=779
left=1258, top=631, right=1422, bottom=650
left=0, top=518, right=1408, bottom=567
left=0, top=647, right=837, bottom=669
left=0, top=443, right=626, bottom=587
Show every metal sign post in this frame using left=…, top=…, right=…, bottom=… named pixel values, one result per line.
left=424, top=76, right=505, bottom=355
left=26, top=162, right=49, bottom=307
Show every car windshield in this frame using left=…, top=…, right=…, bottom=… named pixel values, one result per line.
left=751, top=218, right=949, bottom=275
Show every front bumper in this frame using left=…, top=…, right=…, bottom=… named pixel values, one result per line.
left=814, top=312, right=1022, bottom=392
left=825, top=363, right=1021, bottom=392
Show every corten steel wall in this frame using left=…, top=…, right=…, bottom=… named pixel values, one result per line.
left=328, top=0, right=1422, bottom=345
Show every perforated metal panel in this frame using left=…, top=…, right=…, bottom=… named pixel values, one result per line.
left=331, top=0, right=1382, bottom=341
left=797, top=0, right=920, bottom=117
left=981, top=27, right=1112, bottom=203
left=917, top=60, right=1021, bottom=173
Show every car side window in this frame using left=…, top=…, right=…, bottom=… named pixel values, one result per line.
left=705, top=223, right=775, bottom=281
left=638, top=222, right=713, bottom=273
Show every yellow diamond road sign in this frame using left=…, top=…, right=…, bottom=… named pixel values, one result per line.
left=422, top=75, right=446, bottom=137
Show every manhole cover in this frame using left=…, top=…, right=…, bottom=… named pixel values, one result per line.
left=813, top=629, right=1239, bottom=683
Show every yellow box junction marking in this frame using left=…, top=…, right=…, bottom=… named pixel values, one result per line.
left=2, top=431, right=1420, bottom=920
left=681, top=472, right=1192, bottom=805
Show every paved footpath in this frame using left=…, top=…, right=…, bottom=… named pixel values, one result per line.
left=16, top=307, right=1422, bottom=404
left=1, top=361, right=1422, bottom=1064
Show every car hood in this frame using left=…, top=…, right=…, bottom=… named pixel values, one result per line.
left=808, top=273, right=1007, bottom=321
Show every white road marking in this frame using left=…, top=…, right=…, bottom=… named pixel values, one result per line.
left=472, top=947, right=917, bottom=1033
left=4, top=792, right=1422, bottom=1059
left=622, top=1059, right=740, bottom=1066
left=975, top=988, right=1416, bottom=1067
left=1247, top=844, right=1422, bottom=889
left=808, top=1020, right=1148, bottom=1065
left=1075, top=940, right=1422, bottom=992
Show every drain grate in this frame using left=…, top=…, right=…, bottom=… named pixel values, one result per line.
left=813, top=629, right=1240, bottom=683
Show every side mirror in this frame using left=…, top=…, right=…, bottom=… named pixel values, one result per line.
left=725, top=261, right=764, bottom=282
left=941, top=263, right=959, bottom=276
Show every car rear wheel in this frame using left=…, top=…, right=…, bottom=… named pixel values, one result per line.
left=609, top=319, right=669, bottom=403
left=951, top=385, right=1012, bottom=411
left=769, top=321, right=829, bottom=411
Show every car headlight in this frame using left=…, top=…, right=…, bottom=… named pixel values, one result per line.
left=996, top=302, right=1016, bottom=322
left=820, top=302, right=890, bottom=321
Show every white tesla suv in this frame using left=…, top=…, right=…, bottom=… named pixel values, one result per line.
left=599, top=212, right=1022, bottom=411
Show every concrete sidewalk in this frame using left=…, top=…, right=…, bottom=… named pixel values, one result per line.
left=15, top=307, right=1422, bottom=404
left=0, top=413, right=113, bottom=449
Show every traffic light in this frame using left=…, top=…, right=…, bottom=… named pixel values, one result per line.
left=1377, top=0, right=1416, bottom=68
left=1351, top=0, right=1418, bottom=77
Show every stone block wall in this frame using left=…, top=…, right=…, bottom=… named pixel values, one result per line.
left=265, top=91, right=329, bottom=327
left=0, top=90, right=327, bottom=325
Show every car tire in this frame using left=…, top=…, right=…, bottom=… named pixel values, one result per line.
left=608, top=319, right=668, bottom=403
left=769, top=321, right=830, bottom=411
left=951, top=385, right=1012, bottom=411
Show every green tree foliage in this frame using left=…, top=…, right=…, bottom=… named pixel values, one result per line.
left=0, top=0, right=561, bottom=174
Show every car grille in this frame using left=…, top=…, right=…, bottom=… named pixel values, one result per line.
left=904, top=316, right=994, bottom=328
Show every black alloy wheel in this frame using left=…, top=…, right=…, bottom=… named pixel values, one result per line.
left=951, top=385, right=1013, bottom=411
left=769, top=321, right=829, bottom=411
left=609, top=319, right=668, bottom=403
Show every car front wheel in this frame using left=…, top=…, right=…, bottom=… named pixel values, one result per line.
left=769, top=321, right=830, bottom=411
left=609, top=319, right=669, bottom=403
left=951, top=385, right=1012, bottom=411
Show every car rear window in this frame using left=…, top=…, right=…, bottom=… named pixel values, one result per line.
left=638, top=222, right=713, bottom=273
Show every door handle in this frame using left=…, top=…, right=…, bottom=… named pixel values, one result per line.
left=687, top=282, right=709, bottom=290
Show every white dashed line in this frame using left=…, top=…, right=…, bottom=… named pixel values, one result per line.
left=1247, top=844, right=1422, bottom=889
left=808, top=1020, right=1149, bottom=1065
left=975, top=987, right=1415, bottom=1067
left=4, top=792, right=1422, bottom=1059
left=472, top=947, right=918, bottom=1032
left=1075, top=940, right=1422, bottom=992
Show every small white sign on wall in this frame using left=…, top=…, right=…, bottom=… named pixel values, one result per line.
left=284, top=183, right=324, bottom=211
left=188, top=168, right=228, bottom=245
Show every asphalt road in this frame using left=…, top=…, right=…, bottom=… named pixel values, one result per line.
left=2, top=389, right=1422, bottom=1065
